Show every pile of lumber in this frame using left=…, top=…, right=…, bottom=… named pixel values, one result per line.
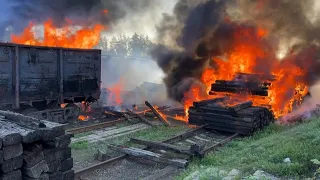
left=188, top=97, right=274, bottom=135
left=0, top=110, right=73, bottom=180
left=210, top=80, right=269, bottom=96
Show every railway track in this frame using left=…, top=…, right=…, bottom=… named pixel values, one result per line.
left=74, top=126, right=238, bottom=179
left=67, top=105, right=171, bottom=134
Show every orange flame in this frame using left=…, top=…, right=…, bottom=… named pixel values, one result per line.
left=107, top=79, right=124, bottom=106
left=11, top=19, right=106, bottom=49
left=78, top=115, right=89, bottom=121
left=182, top=25, right=309, bottom=119
left=102, top=9, right=109, bottom=15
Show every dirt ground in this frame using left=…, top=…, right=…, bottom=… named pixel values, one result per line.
left=76, top=157, right=183, bottom=180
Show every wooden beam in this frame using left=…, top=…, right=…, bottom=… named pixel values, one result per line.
left=126, top=109, right=154, bottom=126
left=108, top=145, right=188, bottom=168
left=0, top=110, right=46, bottom=129
left=145, top=101, right=170, bottom=126
left=130, top=138, right=192, bottom=155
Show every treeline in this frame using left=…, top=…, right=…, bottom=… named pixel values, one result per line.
left=96, top=33, right=154, bottom=57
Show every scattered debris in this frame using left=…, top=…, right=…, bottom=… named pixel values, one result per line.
left=108, top=145, right=188, bottom=168
left=126, top=109, right=154, bottom=126
left=130, top=138, right=193, bottom=156
left=145, top=101, right=170, bottom=126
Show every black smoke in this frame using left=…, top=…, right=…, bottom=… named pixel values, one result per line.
left=152, top=0, right=232, bottom=101
left=152, top=0, right=320, bottom=103
left=2, top=0, right=154, bottom=34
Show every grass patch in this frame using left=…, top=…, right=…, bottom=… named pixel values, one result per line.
left=92, top=124, right=190, bottom=149
left=178, top=118, right=320, bottom=179
left=70, top=140, right=89, bottom=150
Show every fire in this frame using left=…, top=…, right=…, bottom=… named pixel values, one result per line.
left=11, top=19, right=105, bottom=49
left=182, top=24, right=310, bottom=119
left=107, top=79, right=124, bottom=106
left=78, top=115, right=89, bottom=121
left=102, top=9, right=109, bottom=15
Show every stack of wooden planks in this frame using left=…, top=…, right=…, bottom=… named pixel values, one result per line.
left=188, top=97, right=274, bottom=135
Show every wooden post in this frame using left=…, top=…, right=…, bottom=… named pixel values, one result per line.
left=144, top=101, right=170, bottom=126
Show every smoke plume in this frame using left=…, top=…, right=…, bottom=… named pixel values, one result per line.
left=1, top=0, right=163, bottom=35
left=152, top=0, right=320, bottom=105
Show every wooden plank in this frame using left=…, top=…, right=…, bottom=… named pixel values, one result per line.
left=121, top=112, right=135, bottom=123
left=201, top=133, right=239, bottom=156
left=66, top=119, right=126, bottom=134
left=107, top=145, right=188, bottom=168
left=145, top=101, right=170, bottom=126
left=0, top=110, right=46, bottom=130
left=130, top=138, right=192, bottom=155
left=74, top=126, right=204, bottom=178
left=126, top=109, right=154, bottom=126
left=189, top=106, right=238, bottom=116
left=162, top=126, right=206, bottom=144
left=188, top=114, right=255, bottom=124
left=193, top=97, right=229, bottom=107
left=229, top=100, right=253, bottom=112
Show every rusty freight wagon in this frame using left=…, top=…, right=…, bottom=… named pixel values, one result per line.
left=0, top=43, right=101, bottom=123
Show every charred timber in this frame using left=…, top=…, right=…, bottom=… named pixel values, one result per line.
left=189, top=120, right=256, bottom=135
left=228, top=100, right=253, bottom=112
left=126, top=109, right=154, bottom=126
left=188, top=117, right=256, bottom=130
left=235, top=72, right=277, bottom=81
left=0, top=110, right=46, bottom=129
left=130, top=138, right=192, bottom=155
left=210, top=86, right=268, bottom=96
left=214, top=80, right=271, bottom=88
left=188, top=106, right=274, bottom=135
left=107, top=145, right=188, bottom=168
left=188, top=107, right=238, bottom=117
left=145, top=101, right=170, bottom=126
left=193, top=97, right=229, bottom=107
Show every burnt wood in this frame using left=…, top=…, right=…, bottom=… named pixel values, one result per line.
left=130, top=138, right=192, bottom=155
left=126, top=109, right=154, bottom=126
left=107, top=145, right=188, bottom=168
left=193, top=97, right=229, bottom=107
left=0, top=110, right=46, bottom=129
left=228, top=100, right=253, bottom=112
left=145, top=101, right=170, bottom=126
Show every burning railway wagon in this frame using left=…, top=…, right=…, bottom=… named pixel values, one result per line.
left=188, top=73, right=309, bottom=135
left=0, top=42, right=101, bottom=123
